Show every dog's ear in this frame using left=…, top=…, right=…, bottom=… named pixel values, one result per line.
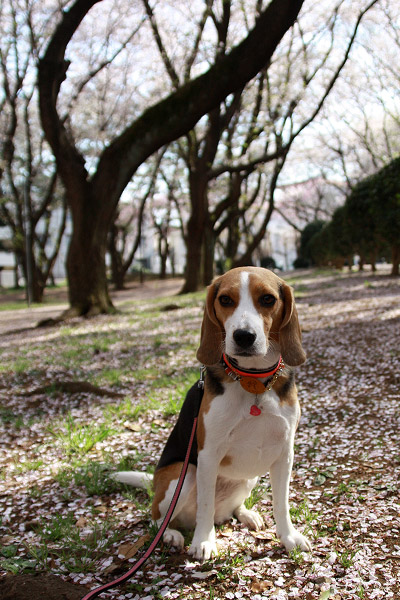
left=278, top=282, right=306, bottom=366
left=196, top=280, right=224, bottom=366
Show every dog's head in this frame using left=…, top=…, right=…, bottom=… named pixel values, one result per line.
left=197, top=267, right=306, bottom=367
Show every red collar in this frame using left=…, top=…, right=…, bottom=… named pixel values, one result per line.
left=222, top=353, right=283, bottom=379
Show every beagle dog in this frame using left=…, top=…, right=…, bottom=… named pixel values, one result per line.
left=114, top=267, right=311, bottom=560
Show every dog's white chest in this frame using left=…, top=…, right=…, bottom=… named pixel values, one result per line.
left=203, top=386, right=298, bottom=480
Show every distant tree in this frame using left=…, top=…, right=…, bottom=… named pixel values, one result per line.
left=345, top=182, right=381, bottom=271
left=305, top=208, right=353, bottom=269
left=260, top=255, right=277, bottom=270
left=295, top=220, right=326, bottom=268
left=348, top=157, right=400, bottom=275
left=0, top=0, right=67, bottom=301
left=326, top=206, right=355, bottom=269
left=306, top=157, right=400, bottom=275
left=305, top=227, right=330, bottom=268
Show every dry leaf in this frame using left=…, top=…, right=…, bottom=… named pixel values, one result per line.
left=118, top=534, right=150, bottom=560
left=220, top=527, right=234, bottom=537
left=191, top=570, right=217, bottom=579
left=249, top=530, right=275, bottom=540
left=75, top=517, right=87, bottom=528
left=153, top=419, right=168, bottom=428
left=123, top=421, right=142, bottom=432
left=104, top=562, right=122, bottom=575
left=251, top=579, right=273, bottom=592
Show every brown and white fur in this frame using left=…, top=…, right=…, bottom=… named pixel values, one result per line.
left=114, top=267, right=311, bottom=560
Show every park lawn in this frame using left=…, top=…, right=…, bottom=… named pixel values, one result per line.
left=0, top=267, right=399, bottom=600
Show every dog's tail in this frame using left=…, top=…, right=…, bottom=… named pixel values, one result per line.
left=112, top=471, right=153, bottom=489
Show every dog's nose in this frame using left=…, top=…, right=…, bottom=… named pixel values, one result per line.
left=233, top=329, right=256, bottom=349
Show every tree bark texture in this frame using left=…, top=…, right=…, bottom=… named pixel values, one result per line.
left=108, top=223, right=126, bottom=290
left=180, top=170, right=209, bottom=293
left=65, top=186, right=114, bottom=315
left=17, top=248, right=45, bottom=303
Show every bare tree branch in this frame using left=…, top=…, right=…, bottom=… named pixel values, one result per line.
left=141, top=0, right=180, bottom=88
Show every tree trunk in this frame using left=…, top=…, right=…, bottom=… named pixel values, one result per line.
left=202, top=221, right=216, bottom=286
left=233, top=253, right=255, bottom=268
left=13, top=265, right=19, bottom=289
left=225, top=210, right=241, bottom=266
left=17, top=249, right=45, bottom=303
left=370, top=252, right=377, bottom=272
left=159, top=237, right=169, bottom=279
left=391, top=244, right=400, bottom=276
left=347, top=256, right=353, bottom=271
left=180, top=221, right=204, bottom=293
left=31, top=267, right=45, bottom=303
left=180, top=172, right=208, bottom=293
left=66, top=191, right=114, bottom=316
left=108, top=223, right=126, bottom=290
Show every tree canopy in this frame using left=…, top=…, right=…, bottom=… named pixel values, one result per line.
left=1, top=0, right=398, bottom=308
left=37, top=0, right=304, bottom=315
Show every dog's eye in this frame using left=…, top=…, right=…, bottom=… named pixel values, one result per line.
left=259, top=294, right=276, bottom=307
left=219, top=295, right=234, bottom=307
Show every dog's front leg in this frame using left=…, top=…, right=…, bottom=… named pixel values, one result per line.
left=269, top=450, right=312, bottom=553
left=188, top=448, right=219, bottom=560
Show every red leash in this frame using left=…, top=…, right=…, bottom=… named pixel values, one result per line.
left=81, top=415, right=199, bottom=600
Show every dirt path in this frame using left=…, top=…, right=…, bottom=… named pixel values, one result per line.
left=0, top=278, right=184, bottom=335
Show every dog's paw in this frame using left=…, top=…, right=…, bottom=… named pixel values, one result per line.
left=163, top=528, right=184, bottom=549
left=279, top=528, right=312, bottom=552
left=235, top=506, right=264, bottom=531
left=188, top=539, right=218, bottom=561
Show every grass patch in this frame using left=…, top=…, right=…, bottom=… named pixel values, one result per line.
left=104, top=396, right=157, bottom=421
left=0, top=545, right=36, bottom=574
left=244, top=481, right=266, bottom=510
left=97, top=368, right=125, bottom=386
left=0, top=407, right=27, bottom=429
left=338, top=547, right=358, bottom=569
left=289, top=545, right=306, bottom=565
left=201, top=548, right=245, bottom=582
left=290, top=499, right=319, bottom=540
left=119, top=485, right=154, bottom=514
left=55, top=460, right=119, bottom=496
left=28, top=513, right=124, bottom=573
left=103, top=368, right=200, bottom=422
left=0, top=301, right=53, bottom=312
left=48, top=414, right=115, bottom=457
left=146, top=368, right=199, bottom=413
left=11, top=357, right=32, bottom=374
left=15, top=459, right=44, bottom=473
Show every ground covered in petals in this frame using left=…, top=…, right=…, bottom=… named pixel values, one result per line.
left=0, top=268, right=399, bottom=600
